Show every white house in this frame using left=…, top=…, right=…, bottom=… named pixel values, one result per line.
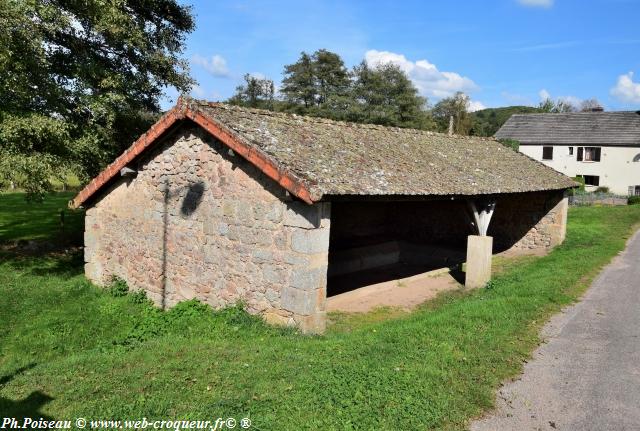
left=495, top=110, right=640, bottom=195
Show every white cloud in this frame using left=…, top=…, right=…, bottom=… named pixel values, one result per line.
left=559, top=95, right=583, bottom=107
left=538, top=89, right=584, bottom=108
left=188, top=84, right=222, bottom=101
left=190, top=84, right=206, bottom=98
left=610, top=72, right=640, bottom=104
left=364, top=50, right=478, bottom=99
left=517, top=0, right=554, bottom=8
left=468, top=100, right=487, bottom=112
left=192, top=54, right=229, bottom=77
left=501, top=91, right=534, bottom=106
left=509, top=41, right=579, bottom=52
left=538, top=89, right=551, bottom=100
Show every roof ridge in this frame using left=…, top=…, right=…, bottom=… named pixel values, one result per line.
left=191, top=99, right=496, bottom=142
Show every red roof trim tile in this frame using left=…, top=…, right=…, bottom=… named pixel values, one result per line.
left=69, top=99, right=315, bottom=208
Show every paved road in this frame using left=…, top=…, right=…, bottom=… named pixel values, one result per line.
left=471, top=230, right=640, bottom=431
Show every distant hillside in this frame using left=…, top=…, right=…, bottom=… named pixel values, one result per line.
left=470, top=106, right=542, bottom=137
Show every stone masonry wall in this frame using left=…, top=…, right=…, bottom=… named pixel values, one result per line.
left=84, top=125, right=330, bottom=333
left=490, top=190, right=568, bottom=252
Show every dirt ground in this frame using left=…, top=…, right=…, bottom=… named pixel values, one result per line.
left=326, top=269, right=462, bottom=313
left=325, top=249, right=543, bottom=314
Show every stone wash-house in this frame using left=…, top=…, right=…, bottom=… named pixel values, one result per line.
left=71, top=97, right=576, bottom=333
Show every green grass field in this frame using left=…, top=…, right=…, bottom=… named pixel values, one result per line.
left=0, top=192, right=83, bottom=243
left=1, top=194, right=639, bottom=430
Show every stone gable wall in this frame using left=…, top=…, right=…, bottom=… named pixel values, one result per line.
left=84, top=125, right=329, bottom=333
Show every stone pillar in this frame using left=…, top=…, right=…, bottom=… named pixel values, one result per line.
left=281, top=202, right=331, bottom=334
left=550, top=196, right=568, bottom=246
left=83, top=206, right=104, bottom=284
left=465, top=235, right=493, bottom=289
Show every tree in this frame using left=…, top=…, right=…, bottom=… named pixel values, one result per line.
left=349, top=61, right=429, bottom=128
left=432, top=92, right=472, bottom=135
left=227, top=74, right=275, bottom=109
left=243, top=49, right=431, bottom=128
left=312, top=49, right=351, bottom=106
left=538, top=98, right=577, bottom=113
left=281, top=49, right=350, bottom=116
left=579, top=98, right=603, bottom=112
left=469, top=106, right=542, bottom=137
left=0, top=0, right=195, bottom=198
left=281, top=52, right=316, bottom=109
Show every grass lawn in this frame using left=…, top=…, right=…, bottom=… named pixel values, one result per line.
left=1, top=194, right=639, bottom=430
left=0, top=192, right=83, bottom=243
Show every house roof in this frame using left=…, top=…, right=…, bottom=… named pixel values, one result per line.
left=495, top=111, right=640, bottom=146
left=71, top=97, right=575, bottom=208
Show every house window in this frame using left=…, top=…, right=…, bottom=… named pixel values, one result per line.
left=577, top=147, right=601, bottom=162
left=542, top=146, right=553, bottom=160
left=636, top=186, right=640, bottom=196
left=568, top=147, right=574, bottom=155
left=582, top=175, right=600, bottom=187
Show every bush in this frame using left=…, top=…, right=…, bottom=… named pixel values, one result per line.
left=498, top=138, right=519, bottom=151
left=594, top=186, right=610, bottom=194
left=107, top=277, right=129, bottom=297
left=573, top=176, right=586, bottom=192
left=628, top=196, right=640, bottom=205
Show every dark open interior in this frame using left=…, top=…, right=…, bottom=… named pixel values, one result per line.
left=327, top=200, right=471, bottom=297
left=326, top=191, right=559, bottom=297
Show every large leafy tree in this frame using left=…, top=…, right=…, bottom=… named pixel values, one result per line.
left=538, top=97, right=576, bottom=113
left=350, top=61, right=430, bottom=129
left=281, top=52, right=316, bottom=109
left=280, top=51, right=429, bottom=128
left=432, top=92, right=472, bottom=135
left=227, top=74, right=275, bottom=109
left=281, top=49, right=350, bottom=116
left=0, top=0, right=195, bottom=198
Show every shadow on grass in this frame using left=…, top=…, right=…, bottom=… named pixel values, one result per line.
left=0, top=363, right=55, bottom=420
left=2, top=250, right=84, bottom=279
left=0, top=192, right=84, bottom=244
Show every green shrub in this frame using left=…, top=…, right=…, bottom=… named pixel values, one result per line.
left=594, top=186, right=610, bottom=194
left=497, top=138, right=519, bottom=151
left=128, top=289, right=150, bottom=304
left=628, top=196, right=640, bottom=205
left=484, top=280, right=496, bottom=290
left=107, top=277, right=129, bottom=297
left=573, top=176, right=586, bottom=191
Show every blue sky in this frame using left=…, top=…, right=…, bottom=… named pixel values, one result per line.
left=166, top=0, right=640, bottom=111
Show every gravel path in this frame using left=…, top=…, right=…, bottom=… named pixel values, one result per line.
left=470, top=230, right=640, bottom=431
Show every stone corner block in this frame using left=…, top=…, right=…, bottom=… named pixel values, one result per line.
left=283, top=202, right=322, bottom=229
left=281, top=286, right=324, bottom=315
left=263, top=311, right=295, bottom=328
left=290, top=227, right=330, bottom=254
left=85, top=262, right=104, bottom=286
left=296, top=311, right=327, bottom=334
left=291, top=265, right=328, bottom=291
